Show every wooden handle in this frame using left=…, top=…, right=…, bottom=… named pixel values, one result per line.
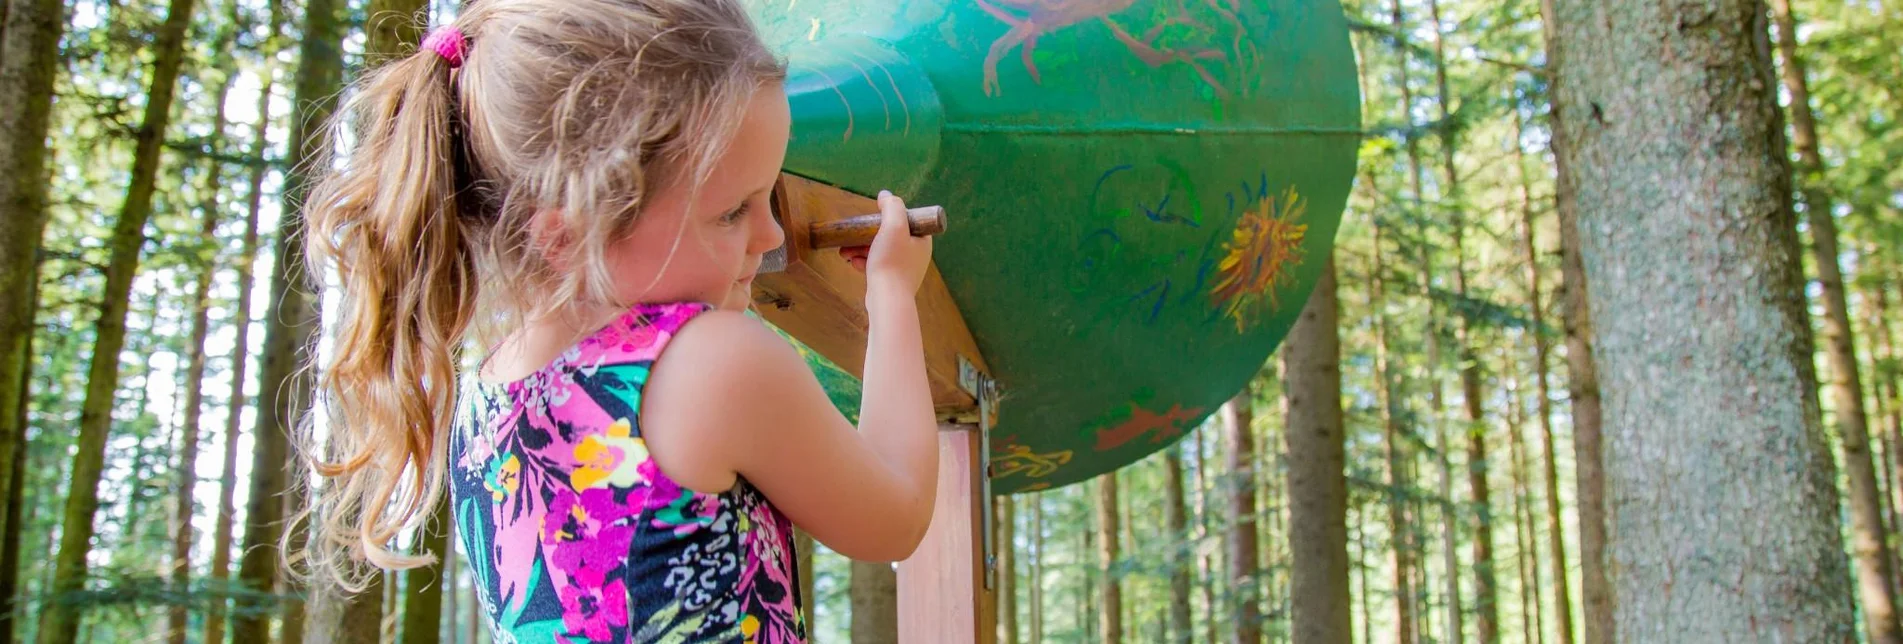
left=808, top=205, right=947, bottom=249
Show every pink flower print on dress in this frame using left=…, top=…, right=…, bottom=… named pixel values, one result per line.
left=557, top=577, right=629, bottom=642
left=543, top=487, right=637, bottom=587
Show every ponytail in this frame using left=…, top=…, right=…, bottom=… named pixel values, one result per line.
left=290, top=0, right=789, bottom=593
left=298, top=37, right=476, bottom=591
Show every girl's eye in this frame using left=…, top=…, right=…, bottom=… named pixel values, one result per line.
left=719, top=202, right=750, bottom=226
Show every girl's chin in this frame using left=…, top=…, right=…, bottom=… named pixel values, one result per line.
left=722, top=280, right=755, bottom=311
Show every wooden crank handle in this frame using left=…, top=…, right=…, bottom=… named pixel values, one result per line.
left=807, top=205, right=948, bottom=249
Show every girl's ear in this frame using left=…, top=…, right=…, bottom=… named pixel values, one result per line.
left=529, top=209, right=574, bottom=270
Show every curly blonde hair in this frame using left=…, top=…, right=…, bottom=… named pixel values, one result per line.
left=296, top=0, right=785, bottom=592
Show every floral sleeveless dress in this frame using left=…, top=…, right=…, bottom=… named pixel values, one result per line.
left=449, top=302, right=807, bottom=643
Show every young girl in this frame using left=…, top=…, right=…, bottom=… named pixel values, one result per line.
left=298, top=0, right=941, bottom=641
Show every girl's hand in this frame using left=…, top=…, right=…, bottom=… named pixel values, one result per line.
left=839, top=191, right=933, bottom=296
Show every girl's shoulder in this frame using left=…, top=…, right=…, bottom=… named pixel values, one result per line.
left=570, top=300, right=717, bottom=365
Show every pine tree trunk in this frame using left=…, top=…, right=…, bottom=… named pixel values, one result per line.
left=1389, top=1, right=1462, bottom=636
left=1120, top=479, right=1136, bottom=639
left=997, top=495, right=1019, bottom=644
left=0, top=260, right=38, bottom=644
left=1505, top=358, right=1546, bottom=644
left=795, top=530, right=814, bottom=635
left=0, top=0, right=63, bottom=617
left=1193, top=431, right=1220, bottom=644
left=1029, top=495, right=1044, bottom=644
left=1084, top=489, right=1096, bottom=642
left=1225, top=389, right=1262, bottom=644
left=1766, top=1, right=1902, bottom=639
left=170, top=10, right=242, bottom=639
left=386, top=569, right=399, bottom=642
left=231, top=0, right=344, bottom=633
left=203, top=63, right=272, bottom=644
left=1373, top=221, right=1414, bottom=644
left=442, top=527, right=456, bottom=644
left=467, top=579, right=481, bottom=644
left=280, top=484, right=311, bottom=644
left=1165, top=447, right=1195, bottom=644
left=1100, top=472, right=1124, bottom=644
left=850, top=560, right=898, bottom=643
left=1258, top=415, right=1283, bottom=639
left=306, top=573, right=385, bottom=644
left=1423, top=3, right=1501, bottom=637
left=1510, top=93, right=1562, bottom=644
left=1355, top=501, right=1373, bottom=644
left=1536, top=2, right=1595, bottom=641
left=37, top=0, right=198, bottom=637
left=1872, top=284, right=1903, bottom=583
left=1281, top=255, right=1350, bottom=644
left=400, top=494, right=450, bottom=644
left=1551, top=0, right=1859, bottom=638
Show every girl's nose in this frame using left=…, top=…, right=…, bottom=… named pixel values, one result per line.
left=749, top=201, right=785, bottom=255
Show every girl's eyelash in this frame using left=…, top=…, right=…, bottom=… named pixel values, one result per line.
left=721, top=202, right=750, bottom=224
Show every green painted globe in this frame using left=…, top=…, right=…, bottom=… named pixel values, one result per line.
left=744, top=0, right=1362, bottom=493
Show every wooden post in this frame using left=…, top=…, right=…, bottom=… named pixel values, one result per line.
left=897, top=424, right=997, bottom=643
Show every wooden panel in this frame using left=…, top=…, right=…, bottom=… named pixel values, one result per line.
left=896, top=425, right=996, bottom=644
left=752, top=174, right=987, bottom=414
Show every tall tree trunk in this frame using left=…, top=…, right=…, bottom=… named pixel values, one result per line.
left=1390, top=0, right=1463, bottom=635
left=1505, top=356, right=1546, bottom=644
left=795, top=531, right=814, bottom=635
left=280, top=483, right=311, bottom=644
left=1261, top=414, right=1287, bottom=639
left=441, top=527, right=455, bottom=644
left=400, top=495, right=451, bottom=644
left=1282, top=255, right=1351, bottom=644
left=1165, top=447, right=1195, bottom=644
left=1510, top=89, right=1568, bottom=644
left=1550, top=0, right=1858, bottom=638
left=37, top=0, right=198, bottom=637
left=204, top=62, right=272, bottom=644
left=1355, top=500, right=1373, bottom=644
left=386, top=569, right=399, bottom=641
left=171, top=8, right=243, bottom=639
left=1084, top=489, right=1096, bottom=642
left=1373, top=220, right=1415, bottom=644
left=1099, top=472, right=1123, bottom=644
left=1192, top=431, right=1219, bottom=644
left=1029, top=495, right=1044, bottom=644
left=1767, top=1, right=1902, bottom=639
left=0, top=0, right=64, bottom=619
left=231, top=0, right=344, bottom=633
left=1426, top=0, right=1499, bottom=636
left=1224, top=389, right=1261, bottom=644
left=1120, top=478, right=1136, bottom=639
left=851, top=560, right=898, bottom=643
left=0, top=259, right=39, bottom=644
left=305, top=573, right=385, bottom=644
left=1872, top=283, right=1903, bottom=582
left=997, top=495, right=1018, bottom=644
left=1535, top=1, right=1595, bottom=640
left=467, top=579, right=481, bottom=644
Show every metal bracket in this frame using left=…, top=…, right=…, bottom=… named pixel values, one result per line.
left=959, top=354, right=1000, bottom=592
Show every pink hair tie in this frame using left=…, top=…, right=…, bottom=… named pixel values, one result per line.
left=422, top=26, right=467, bottom=68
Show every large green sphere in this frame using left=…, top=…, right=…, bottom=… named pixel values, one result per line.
left=745, top=0, right=1362, bottom=493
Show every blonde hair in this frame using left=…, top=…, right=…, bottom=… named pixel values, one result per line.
left=296, top=0, right=785, bottom=591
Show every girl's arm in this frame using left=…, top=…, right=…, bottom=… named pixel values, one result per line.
left=643, top=192, right=939, bottom=562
